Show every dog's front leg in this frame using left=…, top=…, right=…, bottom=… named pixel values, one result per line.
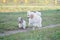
left=18, top=23, right=22, bottom=28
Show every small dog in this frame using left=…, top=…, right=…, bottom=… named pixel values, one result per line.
left=18, top=17, right=26, bottom=29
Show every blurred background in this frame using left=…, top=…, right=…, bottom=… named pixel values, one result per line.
left=0, top=0, right=60, bottom=12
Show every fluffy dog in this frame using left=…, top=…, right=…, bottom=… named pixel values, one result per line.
left=27, top=11, right=42, bottom=30
left=18, top=17, right=26, bottom=29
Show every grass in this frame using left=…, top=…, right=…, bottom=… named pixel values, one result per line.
left=0, top=6, right=60, bottom=12
left=0, top=9, right=60, bottom=32
left=0, top=26, right=60, bottom=40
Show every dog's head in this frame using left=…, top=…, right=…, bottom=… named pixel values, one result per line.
left=28, top=12, right=34, bottom=19
left=18, top=17, right=23, bottom=23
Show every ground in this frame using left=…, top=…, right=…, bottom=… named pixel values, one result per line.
left=0, top=26, right=60, bottom=40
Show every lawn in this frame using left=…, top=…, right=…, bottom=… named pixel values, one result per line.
left=0, top=9, right=60, bottom=32
left=1, top=26, right=60, bottom=40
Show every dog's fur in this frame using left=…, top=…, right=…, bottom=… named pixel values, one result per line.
left=18, top=17, right=26, bottom=29
left=27, top=11, right=42, bottom=30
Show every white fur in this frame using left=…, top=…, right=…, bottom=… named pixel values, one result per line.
left=32, top=14, right=42, bottom=30
left=18, top=17, right=26, bottom=29
left=27, top=11, right=42, bottom=30
left=27, top=11, right=31, bottom=18
left=27, top=11, right=34, bottom=27
left=36, top=11, right=41, bottom=16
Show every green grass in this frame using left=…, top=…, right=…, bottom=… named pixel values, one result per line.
left=0, top=9, right=60, bottom=32
left=0, top=12, right=27, bottom=32
left=42, top=9, right=60, bottom=26
left=1, top=26, right=60, bottom=40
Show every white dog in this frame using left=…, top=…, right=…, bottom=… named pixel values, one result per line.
left=18, top=17, right=26, bottom=29
left=27, top=11, right=42, bottom=30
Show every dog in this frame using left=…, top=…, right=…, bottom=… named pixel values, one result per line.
left=18, top=17, right=26, bottom=29
left=27, top=11, right=42, bottom=30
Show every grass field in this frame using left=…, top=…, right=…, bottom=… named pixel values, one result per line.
left=0, top=6, right=60, bottom=12
left=0, top=26, right=60, bottom=40
left=0, top=9, right=60, bottom=32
